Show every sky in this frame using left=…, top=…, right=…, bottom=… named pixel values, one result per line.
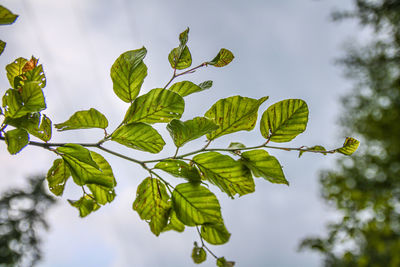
left=1, top=1, right=362, bottom=266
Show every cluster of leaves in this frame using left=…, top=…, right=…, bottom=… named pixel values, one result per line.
left=0, top=5, right=18, bottom=55
left=0, top=6, right=360, bottom=265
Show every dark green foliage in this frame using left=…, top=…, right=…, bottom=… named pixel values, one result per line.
left=0, top=176, right=56, bottom=266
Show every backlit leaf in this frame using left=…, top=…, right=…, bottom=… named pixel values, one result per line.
left=336, top=137, right=360, bottom=155
left=168, top=28, right=192, bottom=70
left=167, top=117, right=219, bottom=147
left=111, top=122, right=165, bottom=153
left=0, top=5, right=18, bottom=25
left=198, top=80, right=213, bottom=91
left=217, top=257, right=235, bottom=267
left=228, top=142, right=246, bottom=150
left=6, top=57, right=27, bottom=88
left=55, top=108, right=108, bottom=131
left=5, top=113, right=52, bottom=142
left=172, top=183, right=222, bottom=226
left=4, top=128, right=29, bottom=154
left=240, top=149, right=288, bottom=185
left=124, top=88, right=185, bottom=124
left=155, top=159, right=201, bottom=183
left=110, top=47, right=147, bottom=103
left=57, top=144, right=99, bottom=170
left=179, top=27, right=189, bottom=46
left=169, top=81, right=205, bottom=97
left=205, top=95, right=268, bottom=140
left=260, top=99, right=308, bottom=142
left=133, top=177, right=171, bottom=236
left=0, top=40, right=5, bottom=56
left=193, top=152, right=255, bottom=198
left=162, top=210, right=185, bottom=233
left=192, top=243, right=206, bottom=264
left=24, top=64, right=46, bottom=88
left=201, top=223, right=231, bottom=245
left=68, top=195, right=100, bottom=218
left=298, top=145, right=327, bottom=157
left=208, top=48, right=234, bottom=67
left=46, top=159, right=71, bottom=196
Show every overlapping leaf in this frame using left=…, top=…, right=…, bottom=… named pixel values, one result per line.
left=5, top=113, right=52, bottom=141
left=6, top=57, right=27, bottom=88
left=24, top=64, right=46, bottom=88
left=260, top=99, right=309, bottom=142
left=162, top=210, right=185, bottom=233
left=208, top=49, right=234, bottom=67
left=133, top=177, right=171, bottom=236
left=336, top=137, right=360, bottom=155
left=124, top=88, right=185, bottom=124
left=240, top=149, right=288, bottom=185
left=4, top=128, right=29, bottom=154
left=168, top=28, right=192, bottom=70
left=68, top=196, right=100, bottom=218
left=55, top=108, right=108, bottom=131
left=167, top=117, right=219, bottom=147
left=155, top=159, right=201, bottom=183
left=111, top=47, right=147, bottom=103
left=172, top=183, right=222, bottom=226
left=205, top=95, right=268, bottom=140
left=46, top=159, right=71, bottom=196
left=169, top=81, right=207, bottom=97
left=193, top=152, right=255, bottom=198
left=0, top=5, right=18, bottom=25
left=111, top=122, right=165, bottom=153
left=201, top=223, right=231, bottom=245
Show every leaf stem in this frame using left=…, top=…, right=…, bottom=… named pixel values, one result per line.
left=163, top=63, right=207, bottom=89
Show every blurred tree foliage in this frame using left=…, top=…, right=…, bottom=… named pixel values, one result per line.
left=300, top=1, right=400, bottom=266
left=0, top=177, right=56, bottom=267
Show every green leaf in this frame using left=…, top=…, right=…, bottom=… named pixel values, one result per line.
left=55, top=108, right=108, bottom=131
left=68, top=196, right=100, bottom=218
left=0, top=40, right=5, bottom=56
left=168, top=46, right=192, bottom=70
left=192, top=242, right=207, bottom=264
left=201, top=223, right=231, bottom=245
left=179, top=27, right=189, bottom=46
left=167, top=117, right=219, bottom=147
left=0, top=6, right=18, bottom=25
left=169, top=81, right=207, bottom=97
left=110, top=47, right=148, bottom=103
left=87, top=151, right=117, bottom=205
left=2, top=82, right=46, bottom=118
left=240, top=149, right=288, bottom=185
left=162, top=210, right=185, bottom=233
left=24, top=64, right=46, bottom=88
left=133, top=177, right=171, bottom=236
left=124, top=88, right=185, bottom=124
left=46, top=159, right=71, bottom=196
left=198, top=80, right=213, bottom=91
left=5, top=113, right=52, bottom=142
left=57, top=145, right=115, bottom=188
left=260, top=99, right=309, bottom=143
left=155, top=159, right=201, bottom=183
left=172, top=183, right=222, bottom=226
left=336, top=137, right=360, bottom=155
left=193, top=152, right=255, bottom=198
left=228, top=142, right=246, bottom=150
left=6, top=57, right=27, bottom=88
left=4, top=128, right=29, bottom=154
left=208, top=48, right=234, bottom=67
left=298, top=145, right=327, bottom=157
left=217, top=257, right=235, bottom=267
left=111, top=122, right=165, bottom=153
left=205, top=95, right=268, bottom=140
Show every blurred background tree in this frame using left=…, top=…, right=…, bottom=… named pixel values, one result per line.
left=0, top=176, right=56, bottom=267
left=300, top=1, right=400, bottom=266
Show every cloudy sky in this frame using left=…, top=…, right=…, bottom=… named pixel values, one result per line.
left=1, top=0, right=363, bottom=266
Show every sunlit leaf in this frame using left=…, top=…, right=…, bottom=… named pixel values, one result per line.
left=111, top=122, right=165, bottom=153
left=57, top=144, right=99, bottom=170
left=205, top=95, right=268, bottom=140
left=124, top=88, right=185, bottom=124
left=0, top=5, right=18, bottom=25
left=24, top=64, right=46, bottom=88
left=208, top=48, right=234, bottom=67
left=172, top=183, right=223, bottom=226
left=162, top=210, right=185, bottom=233
left=68, top=195, right=100, bottom=218
left=240, top=149, right=288, bottom=185
left=110, top=47, right=147, bottom=103
left=217, top=257, right=235, bottom=267
left=55, top=108, right=108, bottom=131
left=193, top=152, right=255, bottom=198
left=169, top=81, right=206, bottom=97
left=192, top=242, right=206, bottom=264
left=168, top=28, right=192, bottom=70
left=87, top=151, right=117, bottom=205
left=179, top=27, right=189, bottom=46
left=201, top=223, right=231, bottom=245
left=46, top=159, right=71, bottom=196
left=167, top=117, right=219, bottom=147
left=155, top=159, right=201, bottom=183
left=336, top=137, right=360, bottom=155
left=6, top=57, right=27, bottom=88
left=0, top=40, right=5, bottom=56
left=5, top=113, right=52, bottom=142
left=298, top=145, right=327, bottom=157
left=228, top=142, right=246, bottom=150
left=260, top=99, right=308, bottom=142
left=133, top=177, right=171, bottom=236
left=4, top=128, right=29, bottom=154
